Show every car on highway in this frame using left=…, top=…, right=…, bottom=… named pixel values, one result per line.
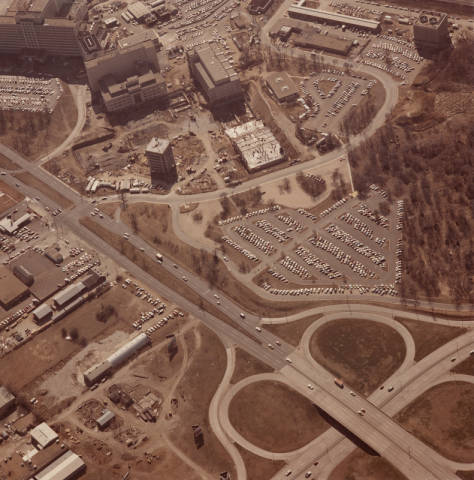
left=255, top=326, right=262, bottom=332
left=182, top=276, right=188, bottom=282
left=0, top=172, right=6, bottom=175
left=286, top=357, right=292, bottom=364
left=305, top=471, right=312, bottom=478
left=267, top=343, right=274, bottom=350
left=275, top=340, right=281, bottom=346
left=140, top=247, right=145, bottom=252
left=239, top=312, right=245, bottom=318
left=307, top=384, right=314, bottom=390
left=285, top=471, right=292, bottom=477
left=388, top=386, right=394, bottom=392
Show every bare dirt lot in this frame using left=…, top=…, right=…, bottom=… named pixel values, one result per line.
left=265, top=314, right=324, bottom=347
left=329, top=448, right=407, bottom=480
left=0, top=82, right=77, bottom=161
left=14, top=171, right=74, bottom=209
left=395, top=317, right=466, bottom=361
left=236, top=444, right=286, bottom=480
left=0, top=153, right=18, bottom=170
left=231, top=348, right=274, bottom=384
left=309, top=319, right=406, bottom=395
left=396, top=381, right=474, bottom=463
left=0, top=287, right=136, bottom=393
left=0, top=178, right=24, bottom=214
left=452, top=355, right=474, bottom=376
left=229, top=380, right=329, bottom=453
left=169, top=325, right=235, bottom=478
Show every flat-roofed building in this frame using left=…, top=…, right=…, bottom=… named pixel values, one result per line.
left=30, top=422, right=58, bottom=449
left=293, top=31, right=352, bottom=55
left=34, top=449, right=85, bottom=480
left=145, top=137, right=176, bottom=181
left=414, top=13, right=450, bottom=50
left=187, top=41, right=243, bottom=107
left=0, top=0, right=81, bottom=56
left=288, top=1, right=381, bottom=32
left=266, top=72, right=299, bottom=103
left=225, top=120, right=284, bottom=172
left=127, top=1, right=150, bottom=21
left=0, top=386, right=15, bottom=418
left=0, top=265, right=29, bottom=310
left=118, top=30, right=161, bottom=50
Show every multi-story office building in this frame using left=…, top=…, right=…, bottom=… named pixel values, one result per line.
left=413, top=13, right=450, bottom=51
left=187, top=42, right=243, bottom=107
left=0, top=0, right=82, bottom=56
left=145, top=137, right=176, bottom=181
left=85, top=39, right=167, bottom=112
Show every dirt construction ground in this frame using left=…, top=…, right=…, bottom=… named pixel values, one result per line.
left=309, top=319, right=406, bottom=396
left=329, top=448, right=407, bottom=480
left=229, top=380, right=330, bottom=453
left=396, top=381, right=474, bottom=463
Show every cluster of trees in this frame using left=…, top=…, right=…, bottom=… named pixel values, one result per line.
left=96, top=304, right=117, bottom=323
left=61, top=327, right=87, bottom=346
left=296, top=171, right=327, bottom=199
left=348, top=40, right=474, bottom=303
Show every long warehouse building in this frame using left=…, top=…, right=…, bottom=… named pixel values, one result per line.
left=34, top=450, right=85, bottom=480
left=288, top=2, right=381, bottom=32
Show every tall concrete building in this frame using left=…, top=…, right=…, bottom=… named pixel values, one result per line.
left=0, top=0, right=82, bottom=56
left=85, top=40, right=167, bottom=112
left=145, top=137, right=176, bottom=182
left=413, top=13, right=450, bottom=51
left=187, top=42, right=243, bottom=107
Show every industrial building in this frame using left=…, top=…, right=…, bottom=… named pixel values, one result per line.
left=0, top=213, right=32, bottom=235
left=0, top=0, right=82, bottom=57
left=293, top=31, right=353, bottom=56
left=13, top=264, right=34, bottom=286
left=31, top=422, right=59, bottom=449
left=96, top=409, right=115, bottom=430
left=34, top=449, right=85, bottom=480
left=83, top=334, right=151, bottom=386
left=0, top=386, right=15, bottom=418
left=288, top=1, right=381, bottom=32
left=413, top=13, right=450, bottom=50
left=0, top=265, right=29, bottom=310
left=225, top=120, right=284, bottom=172
left=145, top=137, right=177, bottom=181
left=266, top=72, right=299, bottom=103
left=33, top=303, right=53, bottom=324
left=85, top=39, right=167, bottom=112
left=118, top=30, right=161, bottom=51
left=52, top=282, right=86, bottom=309
left=187, top=42, right=243, bottom=107
left=127, top=1, right=151, bottom=21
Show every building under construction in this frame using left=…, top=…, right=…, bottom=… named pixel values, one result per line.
left=225, top=120, right=284, bottom=172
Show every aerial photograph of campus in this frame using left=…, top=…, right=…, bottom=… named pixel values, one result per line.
left=0, top=0, right=472, bottom=478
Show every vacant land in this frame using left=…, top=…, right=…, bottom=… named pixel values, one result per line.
left=231, top=348, right=274, bottom=384
left=457, top=472, right=474, bottom=480
left=452, top=355, right=474, bottom=376
left=395, top=317, right=466, bottom=361
left=396, top=381, right=474, bottom=463
left=14, top=172, right=73, bottom=209
left=0, top=153, right=18, bottom=170
left=349, top=38, right=474, bottom=303
left=265, top=314, right=324, bottom=347
left=0, top=287, right=135, bottom=393
left=170, top=325, right=235, bottom=478
left=236, top=444, right=286, bottom=480
left=0, top=178, right=24, bottom=214
left=309, top=319, right=406, bottom=395
left=117, top=203, right=316, bottom=317
left=229, top=380, right=329, bottom=452
left=329, top=448, right=407, bottom=480
left=0, top=82, right=77, bottom=160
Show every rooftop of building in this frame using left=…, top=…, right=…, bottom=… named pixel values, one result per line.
left=0, top=0, right=16, bottom=16
left=191, top=42, right=238, bottom=85
left=118, top=30, right=160, bottom=49
left=127, top=1, right=150, bottom=19
left=293, top=30, right=352, bottom=53
left=415, top=12, right=448, bottom=27
left=266, top=71, right=299, bottom=100
left=100, top=70, right=164, bottom=100
left=0, top=385, right=15, bottom=407
left=30, top=422, right=58, bottom=447
left=146, top=137, right=170, bottom=154
left=0, top=265, right=29, bottom=307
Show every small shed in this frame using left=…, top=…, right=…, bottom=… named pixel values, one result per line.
left=96, top=409, right=115, bottom=430
left=33, top=304, right=53, bottom=324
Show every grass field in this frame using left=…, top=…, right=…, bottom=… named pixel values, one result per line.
left=0, top=82, right=77, bottom=161
left=231, top=348, right=274, bottom=384
left=395, top=317, right=466, bottom=361
left=265, top=314, right=324, bottom=346
left=452, top=355, right=474, bottom=376
left=14, top=172, right=74, bottom=209
left=396, top=381, right=474, bottom=463
left=229, top=380, right=329, bottom=452
left=309, top=319, right=406, bottom=395
left=236, top=444, right=286, bottom=480
left=0, top=178, right=24, bottom=215
left=169, top=325, right=236, bottom=478
left=0, top=154, right=18, bottom=170
left=329, top=448, right=407, bottom=480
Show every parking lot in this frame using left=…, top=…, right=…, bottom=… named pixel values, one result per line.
left=219, top=185, right=403, bottom=297
left=0, top=75, right=63, bottom=113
